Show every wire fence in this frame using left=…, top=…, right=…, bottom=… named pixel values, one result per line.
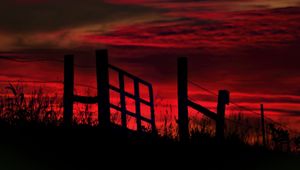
left=188, top=79, right=300, bottom=137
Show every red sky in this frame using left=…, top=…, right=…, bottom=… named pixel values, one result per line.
left=0, top=0, right=300, bottom=131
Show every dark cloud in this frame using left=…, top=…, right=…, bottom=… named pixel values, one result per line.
left=88, top=6, right=300, bottom=50
left=102, top=40, right=300, bottom=99
left=0, top=0, right=157, bottom=33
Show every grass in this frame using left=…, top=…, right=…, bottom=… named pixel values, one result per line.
left=0, top=83, right=300, bottom=169
left=1, top=83, right=299, bottom=151
left=0, top=84, right=63, bottom=127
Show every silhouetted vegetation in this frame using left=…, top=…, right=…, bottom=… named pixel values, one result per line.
left=0, top=84, right=63, bottom=127
left=0, top=84, right=299, bottom=170
left=0, top=83, right=299, bottom=152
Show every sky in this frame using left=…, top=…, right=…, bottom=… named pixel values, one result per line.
left=0, top=0, right=300, bottom=131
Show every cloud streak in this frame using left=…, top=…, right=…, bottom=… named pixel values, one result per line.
left=0, top=0, right=159, bottom=33
left=0, top=0, right=161, bottom=50
left=86, top=6, right=300, bottom=48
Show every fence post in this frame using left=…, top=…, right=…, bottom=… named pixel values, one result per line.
left=178, top=57, right=189, bottom=142
left=63, top=55, right=74, bottom=127
left=119, top=72, right=127, bottom=129
left=134, top=80, right=142, bottom=132
left=216, top=90, right=230, bottom=142
left=96, top=49, right=110, bottom=128
left=149, top=85, right=157, bottom=134
left=261, top=104, right=266, bottom=147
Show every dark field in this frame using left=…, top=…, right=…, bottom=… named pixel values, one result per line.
left=0, top=125, right=299, bottom=170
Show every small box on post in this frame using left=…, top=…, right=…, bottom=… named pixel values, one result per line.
left=216, top=90, right=230, bottom=142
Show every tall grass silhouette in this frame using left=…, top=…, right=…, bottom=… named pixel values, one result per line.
left=0, top=83, right=299, bottom=153
left=0, top=83, right=63, bottom=127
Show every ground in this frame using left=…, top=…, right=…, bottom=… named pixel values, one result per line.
left=0, top=126, right=299, bottom=170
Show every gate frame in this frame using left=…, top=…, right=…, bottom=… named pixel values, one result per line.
left=63, top=49, right=156, bottom=134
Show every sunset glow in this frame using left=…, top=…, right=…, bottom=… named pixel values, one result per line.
left=1, top=0, right=300, bottom=132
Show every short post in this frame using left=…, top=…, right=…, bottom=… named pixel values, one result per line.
left=216, top=90, right=230, bottom=142
left=134, top=80, right=142, bottom=132
left=149, top=85, right=157, bottom=134
left=261, top=104, right=266, bottom=147
left=119, top=72, right=127, bottom=129
left=178, top=57, right=189, bottom=142
left=96, top=50, right=110, bottom=128
left=63, top=55, right=74, bottom=127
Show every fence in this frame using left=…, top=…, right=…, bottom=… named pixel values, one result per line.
left=63, top=50, right=156, bottom=133
left=177, top=57, right=230, bottom=142
left=0, top=51, right=299, bottom=148
left=176, top=57, right=300, bottom=150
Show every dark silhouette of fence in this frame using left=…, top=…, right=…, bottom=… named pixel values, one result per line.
left=64, top=49, right=156, bottom=133
left=177, top=57, right=230, bottom=142
left=1, top=51, right=299, bottom=148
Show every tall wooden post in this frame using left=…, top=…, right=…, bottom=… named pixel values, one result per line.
left=216, top=90, right=230, bottom=142
left=64, top=55, right=74, bottom=127
left=261, top=104, right=266, bottom=147
left=96, top=49, right=110, bottom=128
left=178, top=57, right=189, bottom=142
